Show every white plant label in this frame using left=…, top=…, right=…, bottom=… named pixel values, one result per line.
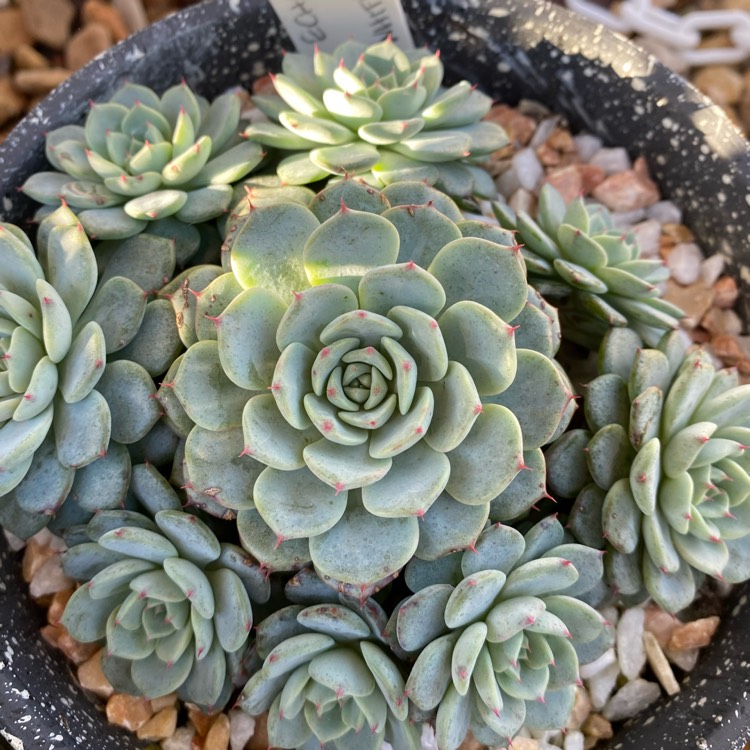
left=268, top=0, right=415, bottom=54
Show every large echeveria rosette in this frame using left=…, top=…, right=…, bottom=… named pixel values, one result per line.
left=547, top=327, right=750, bottom=612
left=394, top=518, right=610, bottom=750
left=171, top=181, right=575, bottom=593
left=242, top=38, right=506, bottom=196
left=21, top=82, right=265, bottom=240
left=61, top=507, right=268, bottom=709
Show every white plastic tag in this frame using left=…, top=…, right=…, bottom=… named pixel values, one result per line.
left=268, top=0, right=415, bottom=54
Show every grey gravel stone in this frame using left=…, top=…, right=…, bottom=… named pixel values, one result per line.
left=617, top=607, right=647, bottom=680
left=590, top=146, right=631, bottom=174
left=602, top=679, right=662, bottom=722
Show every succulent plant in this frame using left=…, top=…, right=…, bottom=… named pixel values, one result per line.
left=170, top=180, right=575, bottom=593
left=0, top=206, right=114, bottom=534
left=394, top=517, right=610, bottom=750
left=493, top=185, right=684, bottom=347
left=61, top=508, right=268, bottom=709
left=238, top=591, right=420, bottom=749
left=22, top=82, right=265, bottom=240
left=547, top=327, right=750, bottom=612
left=242, top=38, right=506, bottom=196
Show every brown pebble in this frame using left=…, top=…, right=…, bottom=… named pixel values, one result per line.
left=544, top=163, right=606, bottom=202
left=77, top=649, right=113, bottom=699
left=593, top=167, right=660, bottom=212
left=246, top=711, right=269, bottom=750
left=536, top=142, right=561, bottom=167
left=106, top=693, right=153, bottom=732
left=81, top=0, right=130, bottom=42
left=663, top=279, right=715, bottom=329
left=13, top=44, right=49, bottom=70
left=204, top=713, right=231, bottom=750
left=644, top=605, right=681, bottom=649
left=484, top=103, right=536, bottom=147
left=508, top=738, right=540, bottom=749
left=188, top=705, right=214, bottom=737
left=457, top=731, right=483, bottom=750
left=567, top=685, right=592, bottom=730
left=668, top=615, right=720, bottom=651
left=65, top=22, right=113, bottom=71
left=582, top=712, right=614, bottom=739
left=713, top=275, right=739, bottom=308
left=40, top=623, right=62, bottom=647
left=643, top=630, right=681, bottom=696
left=14, top=67, right=71, bottom=95
left=711, top=334, right=744, bottom=366
left=693, top=65, right=744, bottom=106
left=252, top=73, right=276, bottom=96
left=0, top=9, right=33, bottom=54
left=19, top=0, right=76, bottom=49
left=57, top=626, right=100, bottom=665
left=112, top=0, right=149, bottom=33
left=136, top=706, right=178, bottom=741
left=0, top=76, right=27, bottom=128
left=150, top=692, right=177, bottom=713
left=47, top=588, right=73, bottom=625
left=547, top=127, right=576, bottom=152
left=22, top=538, right=54, bottom=582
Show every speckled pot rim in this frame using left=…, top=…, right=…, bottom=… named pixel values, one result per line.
left=1, top=1, right=750, bottom=749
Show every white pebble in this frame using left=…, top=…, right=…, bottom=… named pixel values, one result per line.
left=667, top=242, right=704, bottom=285
left=647, top=200, right=682, bottom=224
left=665, top=646, right=700, bottom=672
left=509, top=188, right=535, bottom=216
left=610, top=208, right=647, bottom=228
left=29, top=555, right=74, bottom=598
left=589, top=147, right=631, bottom=174
left=629, top=219, right=662, bottom=258
left=161, top=727, right=195, bottom=750
left=579, top=647, right=616, bottom=679
left=700, top=253, right=726, bottom=286
left=723, top=309, right=744, bottom=335
left=3, top=529, right=25, bottom=551
left=602, top=678, right=662, bottom=721
left=529, top=115, right=562, bottom=148
left=495, top=168, right=522, bottom=198
left=586, top=661, right=621, bottom=710
left=229, top=710, right=255, bottom=750
left=574, top=134, right=603, bottom=162
left=617, top=607, right=647, bottom=680
left=420, top=724, right=438, bottom=750
left=564, top=730, right=585, bottom=750
left=599, top=606, right=619, bottom=629
left=512, top=148, right=544, bottom=192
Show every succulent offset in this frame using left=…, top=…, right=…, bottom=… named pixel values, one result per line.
left=239, top=572, right=419, bottom=750
left=242, top=38, right=507, bottom=196
left=547, top=328, right=750, bottom=612
left=170, top=180, right=575, bottom=593
left=494, top=185, right=683, bottom=346
left=22, top=82, right=265, bottom=240
left=394, top=517, right=610, bottom=750
left=61, top=508, right=267, bottom=709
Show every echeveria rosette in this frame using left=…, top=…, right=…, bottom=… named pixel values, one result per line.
left=172, top=183, right=575, bottom=593
left=394, top=517, right=610, bottom=750
left=238, top=598, right=420, bottom=750
left=61, top=508, right=268, bottom=710
left=548, top=327, right=750, bottom=613
left=22, top=81, right=265, bottom=240
left=242, top=38, right=507, bottom=196
left=0, top=206, right=116, bottom=538
left=493, top=185, right=684, bottom=348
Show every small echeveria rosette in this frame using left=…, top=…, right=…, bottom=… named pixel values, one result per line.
left=494, top=185, right=684, bottom=348
left=238, top=594, right=420, bottom=750
left=61, top=508, right=269, bottom=710
left=169, top=181, right=575, bottom=595
left=394, top=517, right=610, bottom=750
left=547, top=327, right=750, bottom=613
left=22, top=81, right=265, bottom=240
left=0, top=205, right=114, bottom=537
left=242, top=37, right=507, bottom=196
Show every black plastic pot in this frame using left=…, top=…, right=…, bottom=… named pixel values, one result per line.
left=1, top=1, right=750, bottom=748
